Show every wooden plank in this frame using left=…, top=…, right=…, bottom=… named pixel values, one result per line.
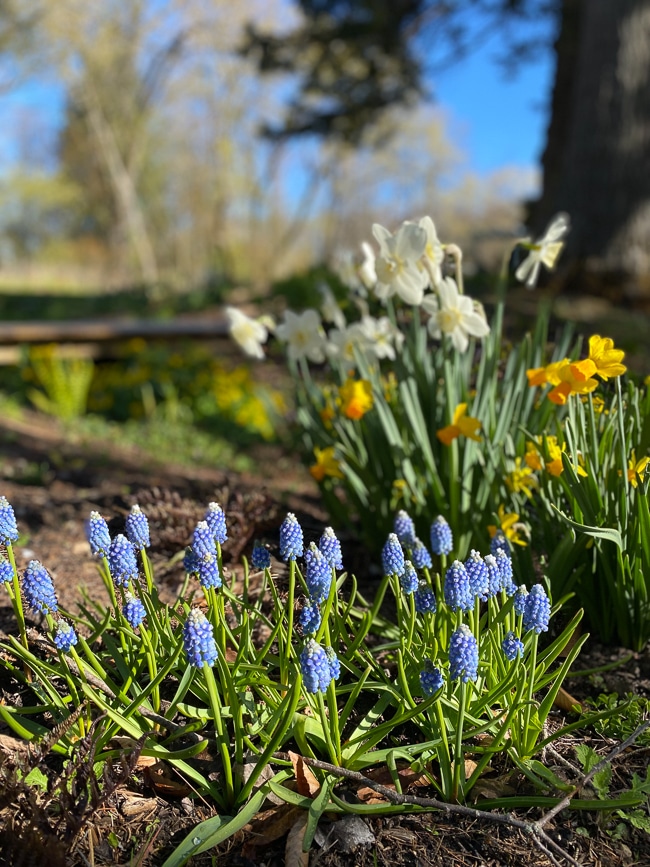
left=0, top=315, right=230, bottom=345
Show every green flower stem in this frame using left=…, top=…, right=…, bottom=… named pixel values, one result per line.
left=202, top=662, right=234, bottom=807
left=451, top=679, right=468, bottom=803
left=99, top=558, right=129, bottom=655
left=140, top=549, right=154, bottom=594
left=216, top=652, right=243, bottom=784
left=139, top=627, right=160, bottom=714
left=522, top=632, right=539, bottom=757
left=281, top=559, right=296, bottom=688
left=433, top=698, right=453, bottom=798
left=367, top=573, right=390, bottom=626
left=325, top=678, right=342, bottom=765
left=316, top=690, right=339, bottom=766
left=6, top=544, right=29, bottom=663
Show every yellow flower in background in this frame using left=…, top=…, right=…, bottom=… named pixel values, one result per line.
left=547, top=361, right=599, bottom=405
left=587, top=335, right=626, bottom=381
left=437, top=403, right=482, bottom=445
left=505, top=458, right=538, bottom=499
left=339, top=378, right=374, bottom=420
left=526, top=358, right=569, bottom=388
left=488, top=505, right=528, bottom=547
left=525, top=435, right=587, bottom=478
left=524, top=441, right=543, bottom=471
left=627, top=450, right=649, bottom=488
left=581, top=394, right=607, bottom=414
left=309, top=446, right=344, bottom=482
left=645, top=375, right=650, bottom=387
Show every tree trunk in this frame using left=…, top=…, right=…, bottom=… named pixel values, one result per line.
left=532, top=0, right=650, bottom=301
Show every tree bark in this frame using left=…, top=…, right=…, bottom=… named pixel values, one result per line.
left=532, top=0, right=650, bottom=300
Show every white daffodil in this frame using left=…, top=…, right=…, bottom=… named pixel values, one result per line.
left=318, top=282, right=346, bottom=330
left=419, top=216, right=445, bottom=288
left=226, top=307, right=270, bottom=360
left=372, top=221, right=428, bottom=305
left=359, top=315, right=403, bottom=361
left=515, top=212, right=570, bottom=288
left=359, top=241, right=377, bottom=291
left=275, top=309, right=327, bottom=363
left=326, top=322, right=370, bottom=364
left=421, top=278, right=490, bottom=353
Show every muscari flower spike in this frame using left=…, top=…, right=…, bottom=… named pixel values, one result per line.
left=414, top=580, right=437, bottom=614
left=400, top=560, right=419, bottom=594
left=326, top=646, right=341, bottom=681
left=300, top=638, right=333, bottom=693
left=410, top=537, right=432, bottom=570
left=108, top=534, right=139, bottom=588
left=299, top=601, right=321, bottom=635
left=0, top=557, right=13, bottom=584
left=197, top=552, right=222, bottom=590
left=305, top=542, right=331, bottom=603
left=430, top=515, right=453, bottom=556
left=382, top=533, right=405, bottom=577
left=183, top=608, right=218, bottom=668
left=54, top=619, right=78, bottom=653
left=495, top=549, right=517, bottom=595
left=464, top=550, right=489, bottom=602
left=23, top=560, right=58, bottom=614
left=449, top=624, right=479, bottom=683
left=205, top=502, right=227, bottom=545
left=484, top=553, right=503, bottom=598
left=318, top=526, right=343, bottom=570
left=420, top=660, right=444, bottom=696
left=125, top=504, right=150, bottom=550
left=443, top=560, right=472, bottom=612
left=192, top=521, right=217, bottom=559
left=514, top=584, right=529, bottom=616
left=0, top=495, right=19, bottom=546
left=184, top=546, right=200, bottom=575
left=280, top=513, right=303, bottom=561
left=393, top=510, right=416, bottom=546
left=523, top=584, right=551, bottom=634
left=490, top=530, right=510, bottom=557
left=251, top=542, right=271, bottom=570
left=86, top=511, right=111, bottom=558
left=123, top=593, right=147, bottom=628
left=502, top=631, right=524, bottom=662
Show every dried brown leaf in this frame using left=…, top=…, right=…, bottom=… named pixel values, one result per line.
left=288, top=751, right=321, bottom=798
left=554, top=686, right=583, bottom=714
left=246, top=804, right=303, bottom=846
left=285, top=812, right=309, bottom=867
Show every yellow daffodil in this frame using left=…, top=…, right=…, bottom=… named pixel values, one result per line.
left=526, top=358, right=570, bottom=388
left=581, top=394, right=607, bottom=414
left=487, top=505, right=528, bottom=547
left=339, top=378, right=374, bottom=420
left=437, top=403, right=482, bottom=445
left=547, top=361, right=599, bottom=405
left=587, top=335, right=626, bottom=380
left=525, top=435, right=587, bottom=478
left=309, top=446, right=344, bottom=482
left=505, top=458, right=538, bottom=498
left=627, top=450, right=649, bottom=488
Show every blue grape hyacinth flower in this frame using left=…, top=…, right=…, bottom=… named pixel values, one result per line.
left=125, top=504, right=150, bottom=550
left=123, top=593, right=147, bottom=628
left=444, top=560, right=472, bottom=612
left=197, top=552, right=222, bottom=590
left=23, top=560, right=58, bottom=614
left=514, top=584, right=529, bottom=616
left=0, top=495, right=19, bottom=545
left=300, top=638, right=333, bottom=693
left=280, top=513, right=303, bottom=561
left=400, top=560, right=419, bottom=594
left=484, top=554, right=503, bottom=598
left=0, top=557, right=13, bottom=585
left=192, top=521, right=217, bottom=559
left=326, top=646, right=341, bottom=681
left=464, top=550, right=489, bottom=602
left=299, top=601, right=321, bottom=635
left=183, top=608, right=218, bottom=668
left=502, top=631, right=524, bottom=661
left=490, top=530, right=510, bottom=557
left=414, top=580, right=437, bottom=614
left=205, top=502, right=227, bottom=545
left=86, top=511, right=111, bottom=558
left=409, top=537, right=432, bottom=570
left=53, top=619, right=78, bottom=653
left=420, top=660, right=444, bottom=696
left=430, top=515, right=453, bottom=556
left=184, top=546, right=200, bottom=575
left=449, top=624, right=479, bottom=683
left=108, top=534, right=139, bottom=588
left=393, top=510, right=416, bottom=546
left=305, top=543, right=331, bottom=603
left=251, top=542, right=271, bottom=570
left=495, top=549, right=517, bottom=595
left=382, top=533, right=405, bottom=577
left=318, top=527, right=343, bottom=570
left=523, top=584, right=551, bottom=634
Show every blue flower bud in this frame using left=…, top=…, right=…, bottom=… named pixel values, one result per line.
left=123, top=593, right=146, bottom=628
left=125, top=504, right=150, bottom=550
left=410, top=537, right=432, bottom=570
left=464, top=550, right=489, bottom=601
left=449, top=624, right=479, bottom=683
left=484, top=554, right=503, bottom=597
left=0, top=557, right=13, bottom=584
left=502, top=631, right=524, bottom=661
left=523, top=584, right=551, bottom=634
left=300, top=638, right=332, bottom=693
left=414, top=580, right=437, bottom=614
left=192, top=521, right=216, bottom=559
left=490, top=530, right=510, bottom=557
left=184, top=546, right=201, bottom=575
left=299, top=601, right=321, bottom=635
left=183, top=608, right=218, bottom=667
left=400, top=560, right=419, bottom=594
left=382, top=533, right=405, bottom=577
left=420, top=660, right=444, bottom=696
left=0, top=496, right=19, bottom=545
left=280, top=513, right=303, bottom=561
left=205, top=502, right=227, bottom=545
left=23, top=560, right=58, bottom=614
left=305, top=543, right=331, bottom=603
left=495, top=549, right=516, bottom=595
left=393, top=510, right=416, bottom=546
left=53, top=619, right=78, bottom=653
left=444, top=560, right=472, bottom=611
left=251, top=542, right=271, bottom=570
left=197, top=552, right=222, bottom=589
left=430, top=515, right=453, bottom=556
left=326, top=646, right=340, bottom=681
left=86, top=511, right=111, bottom=558
left=514, top=584, right=528, bottom=616
left=318, top=527, right=343, bottom=570
left=108, top=534, right=139, bottom=588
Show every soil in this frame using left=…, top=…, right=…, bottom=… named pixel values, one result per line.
left=1, top=412, right=649, bottom=867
